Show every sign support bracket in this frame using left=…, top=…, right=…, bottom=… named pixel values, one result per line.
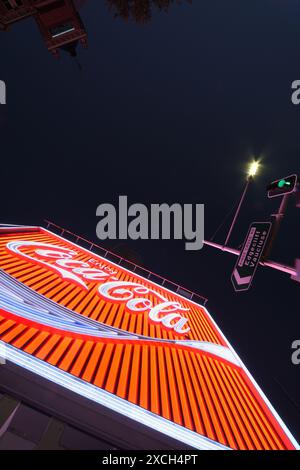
left=204, top=239, right=297, bottom=278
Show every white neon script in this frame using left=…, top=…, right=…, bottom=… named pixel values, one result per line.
left=98, top=281, right=190, bottom=335
left=6, top=241, right=191, bottom=335
left=6, top=241, right=116, bottom=289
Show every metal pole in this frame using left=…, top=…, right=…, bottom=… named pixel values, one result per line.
left=262, top=193, right=290, bottom=260
left=224, top=177, right=252, bottom=247
left=204, top=240, right=297, bottom=277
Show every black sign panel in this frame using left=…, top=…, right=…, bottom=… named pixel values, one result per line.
left=231, top=222, right=272, bottom=292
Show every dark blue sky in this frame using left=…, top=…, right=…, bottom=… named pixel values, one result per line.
left=1, top=0, right=300, bottom=443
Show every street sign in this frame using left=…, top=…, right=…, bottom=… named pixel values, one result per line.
left=267, top=174, right=298, bottom=199
left=231, top=221, right=272, bottom=292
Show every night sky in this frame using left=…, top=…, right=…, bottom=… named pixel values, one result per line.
left=1, top=0, right=300, bottom=443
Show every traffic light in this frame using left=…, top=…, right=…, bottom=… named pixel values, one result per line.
left=267, top=174, right=298, bottom=199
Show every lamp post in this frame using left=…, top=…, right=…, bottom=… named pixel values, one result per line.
left=223, top=160, right=260, bottom=247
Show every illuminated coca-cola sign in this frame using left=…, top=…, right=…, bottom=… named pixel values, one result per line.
left=0, top=226, right=297, bottom=450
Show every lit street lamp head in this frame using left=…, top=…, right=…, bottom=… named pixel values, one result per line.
left=247, top=160, right=260, bottom=178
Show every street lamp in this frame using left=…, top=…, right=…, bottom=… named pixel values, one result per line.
left=247, top=160, right=261, bottom=178
left=224, top=159, right=260, bottom=246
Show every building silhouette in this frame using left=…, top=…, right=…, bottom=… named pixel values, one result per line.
left=0, top=0, right=87, bottom=57
left=0, top=1, right=191, bottom=57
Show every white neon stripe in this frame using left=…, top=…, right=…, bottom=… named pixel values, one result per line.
left=0, top=287, right=118, bottom=336
left=0, top=342, right=6, bottom=364
left=176, top=340, right=240, bottom=367
left=0, top=271, right=136, bottom=339
left=1, top=341, right=230, bottom=451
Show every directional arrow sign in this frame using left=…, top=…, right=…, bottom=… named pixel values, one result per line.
left=231, top=222, right=272, bottom=292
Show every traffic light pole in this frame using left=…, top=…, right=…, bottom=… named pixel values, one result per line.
left=204, top=239, right=297, bottom=278
left=206, top=172, right=300, bottom=286
left=262, top=193, right=290, bottom=260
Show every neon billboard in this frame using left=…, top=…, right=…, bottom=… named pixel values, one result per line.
left=0, top=226, right=298, bottom=450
